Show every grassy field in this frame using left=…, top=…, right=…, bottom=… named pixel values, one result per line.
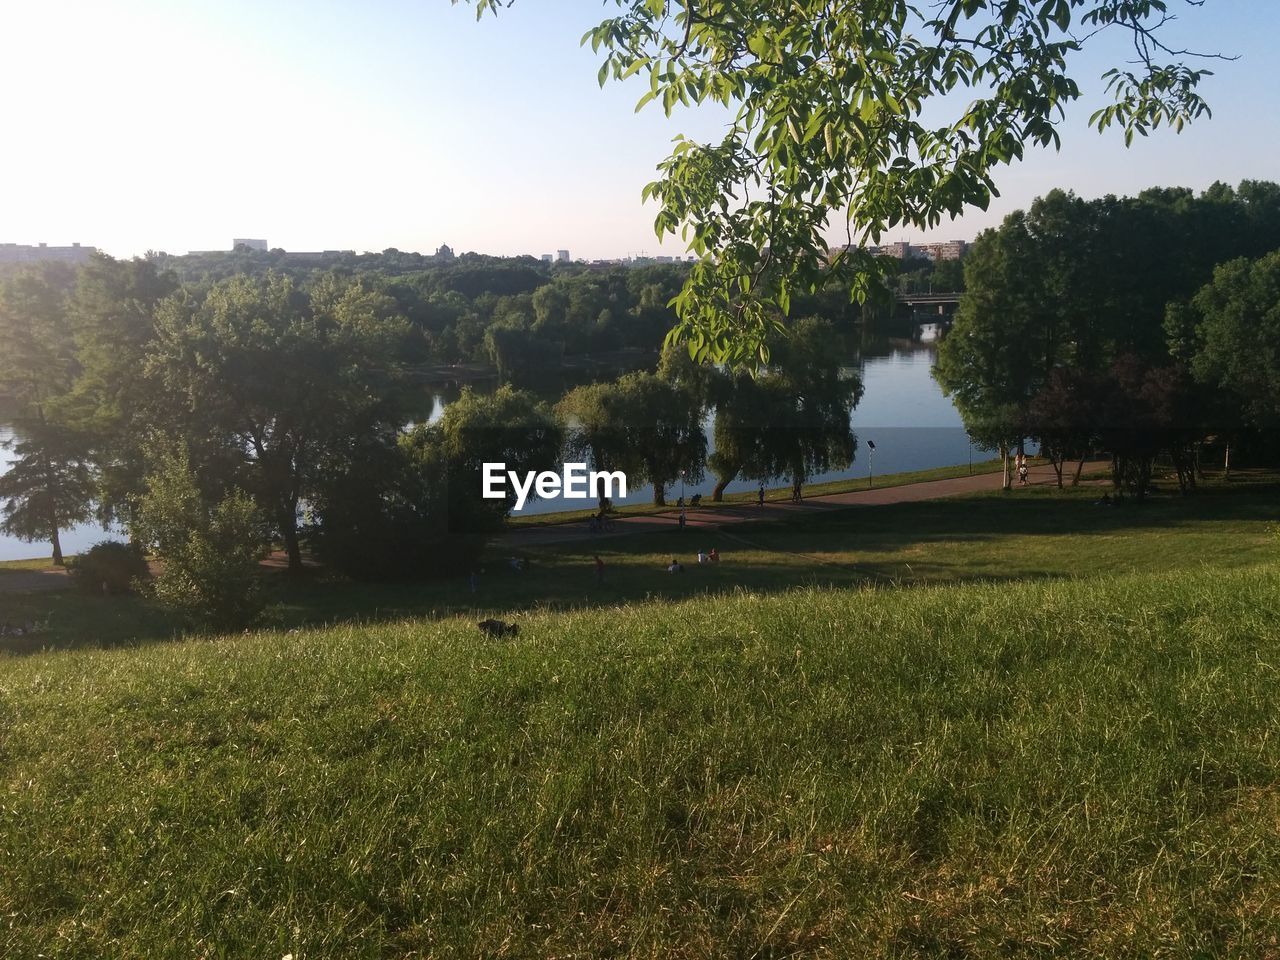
left=4, top=470, right=1277, bottom=653
left=2, top=562, right=1278, bottom=957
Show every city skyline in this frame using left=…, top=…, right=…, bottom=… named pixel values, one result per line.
left=2, top=1, right=1276, bottom=261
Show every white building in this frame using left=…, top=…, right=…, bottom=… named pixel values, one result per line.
left=0, top=241, right=97, bottom=265
left=232, top=238, right=269, bottom=252
left=556, top=249, right=570, bottom=263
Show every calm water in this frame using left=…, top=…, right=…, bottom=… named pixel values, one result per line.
left=445, top=336, right=988, bottom=515
left=0, top=335, right=981, bottom=559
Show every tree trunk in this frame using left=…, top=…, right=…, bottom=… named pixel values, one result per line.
left=50, top=525, right=64, bottom=567
left=1224, top=443, right=1231, bottom=480
left=1071, top=457, right=1086, bottom=486
left=711, top=477, right=731, bottom=502
left=1001, top=446, right=1011, bottom=491
left=280, top=507, right=303, bottom=574
left=652, top=481, right=666, bottom=507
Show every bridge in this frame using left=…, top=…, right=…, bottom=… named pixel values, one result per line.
left=895, top=291, right=962, bottom=307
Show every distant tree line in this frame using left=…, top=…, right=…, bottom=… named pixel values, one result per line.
left=936, top=179, right=1280, bottom=496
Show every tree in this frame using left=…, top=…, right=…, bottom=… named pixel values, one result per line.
left=710, top=318, right=862, bottom=498
left=1181, top=251, right=1280, bottom=433
left=64, top=255, right=180, bottom=527
left=1026, top=367, right=1099, bottom=488
left=0, top=265, right=96, bottom=562
left=559, top=372, right=707, bottom=506
left=432, top=385, right=565, bottom=529
left=145, top=273, right=411, bottom=573
left=131, top=446, right=268, bottom=630
left=461, top=0, right=1220, bottom=363
left=0, top=423, right=96, bottom=565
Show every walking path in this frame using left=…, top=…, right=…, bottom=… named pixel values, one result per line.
left=499, top=461, right=1109, bottom=548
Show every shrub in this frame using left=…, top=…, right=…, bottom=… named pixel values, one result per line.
left=68, top=540, right=150, bottom=595
left=131, top=448, right=269, bottom=631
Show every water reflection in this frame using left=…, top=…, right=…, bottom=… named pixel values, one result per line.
left=0, top=329, right=987, bottom=558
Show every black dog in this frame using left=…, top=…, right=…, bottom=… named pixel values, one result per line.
left=477, top=618, right=519, bottom=638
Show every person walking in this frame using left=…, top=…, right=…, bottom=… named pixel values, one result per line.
left=757, top=483, right=765, bottom=506
left=678, top=506, right=687, bottom=530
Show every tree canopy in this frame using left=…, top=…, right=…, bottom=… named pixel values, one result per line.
left=460, top=0, right=1222, bottom=364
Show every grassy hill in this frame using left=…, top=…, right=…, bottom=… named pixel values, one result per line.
left=3, top=563, right=1279, bottom=957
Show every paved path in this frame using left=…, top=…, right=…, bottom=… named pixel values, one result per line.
left=499, top=461, right=1109, bottom=548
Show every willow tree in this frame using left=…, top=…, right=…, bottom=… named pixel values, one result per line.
left=459, top=0, right=1221, bottom=363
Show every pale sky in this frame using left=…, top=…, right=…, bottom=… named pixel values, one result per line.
left=1, top=0, right=1274, bottom=260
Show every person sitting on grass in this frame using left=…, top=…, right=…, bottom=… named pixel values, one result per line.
left=667, top=557, right=684, bottom=574
left=697, top=550, right=708, bottom=564
left=709, top=547, right=719, bottom=563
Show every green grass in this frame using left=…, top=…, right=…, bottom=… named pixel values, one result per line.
left=2, top=563, right=1278, bottom=957
left=505, top=457, right=1006, bottom=526
left=0, top=557, right=64, bottom=572
left=6, top=470, right=1275, bottom=653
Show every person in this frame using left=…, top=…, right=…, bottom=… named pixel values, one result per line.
left=690, top=493, right=702, bottom=507
left=667, top=557, right=684, bottom=574
left=676, top=495, right=685, bottom=508
left=757, top=484, right=765, bottom=506
left=709, top=547, right=719, bottom=563
left=697, top=550, right=708, bottom=564
left=678, top=506, right=687, bottom=530
left=1018, top=461, right=1029, bottom=485
left=594, top=554, right=605, bottom=583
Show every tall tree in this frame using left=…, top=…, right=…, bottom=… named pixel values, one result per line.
left=559, top=372, right=707, bottom=506
left=145, top=273, right=410, bottom=573
left=1180, top=251, right=1280, bottom=434
left=0, top=264, right=95, bottom=562
left=0, top=423, right=95, bottom=565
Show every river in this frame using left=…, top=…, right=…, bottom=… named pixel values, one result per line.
left=0, top=329, right=981, bottom=559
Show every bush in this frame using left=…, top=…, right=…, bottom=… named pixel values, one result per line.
left=131, top=448, right=269, bottom=631
left=68, top=540, right=150, bottom=595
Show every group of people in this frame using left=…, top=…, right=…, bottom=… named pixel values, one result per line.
left=668, top=547, right=719, bottom=573
left=1015, top=451, right=1031, bottom=485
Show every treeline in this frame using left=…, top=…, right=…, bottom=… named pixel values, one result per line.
left=0, top=251, right=862, bottom=626
left=936, top=180, right=1280, bottom=495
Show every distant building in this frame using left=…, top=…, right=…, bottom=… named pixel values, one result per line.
left=435, top=243, right=455, bottom=260
left=556, top=249, right=570, bottom=263
left=0, top=241, right=97, bottom=265
left=541, top=254, right=554, bottom=263
left=828, top=239, right=970, bottom=262
left=916, top=240, right=969, bottom=261
left=232, top=238, right=269, bottom=252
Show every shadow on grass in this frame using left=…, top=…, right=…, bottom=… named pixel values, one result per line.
left=5, top=473, right=1278, bottom=656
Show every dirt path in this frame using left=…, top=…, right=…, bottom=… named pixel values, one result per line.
left=0, top=567, right=71, bottom=595
left=499, top=461, right=1110, bottom=548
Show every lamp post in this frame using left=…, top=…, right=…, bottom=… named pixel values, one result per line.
left=968, top=434, right=973, bottom=476
left=680, top=469, right=686, bottom=504
left=867, top=439, right=876, bottom=488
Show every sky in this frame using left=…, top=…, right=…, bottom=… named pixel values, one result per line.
left=1, top=0, right=1276, bottom=261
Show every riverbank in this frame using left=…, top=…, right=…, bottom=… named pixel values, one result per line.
left=506, top=457, right=1008, bottom=527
